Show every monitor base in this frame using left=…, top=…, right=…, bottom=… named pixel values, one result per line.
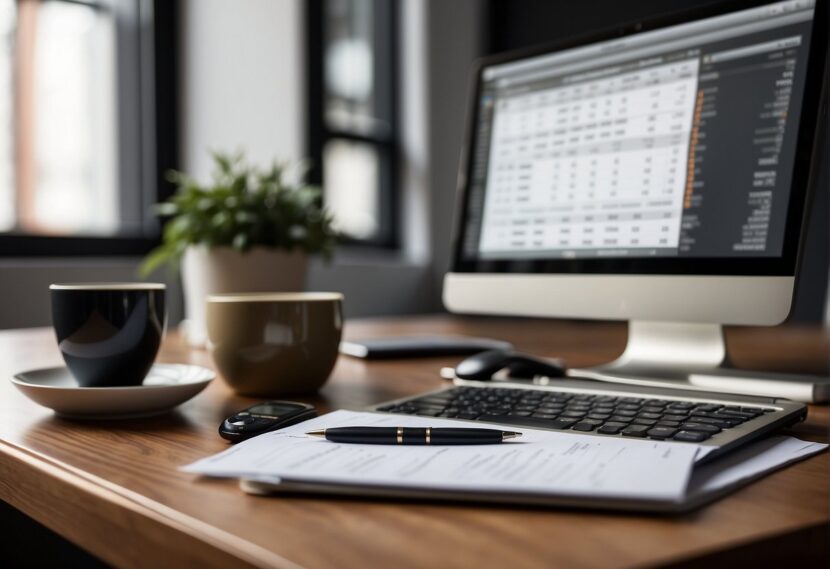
left=568, top=321, right=827, bottom=403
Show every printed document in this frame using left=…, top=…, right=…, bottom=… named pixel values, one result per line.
left=184, top=410, right=699, bottom=501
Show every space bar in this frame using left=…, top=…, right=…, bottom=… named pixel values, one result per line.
left=477, top=415, right=573, bottom=429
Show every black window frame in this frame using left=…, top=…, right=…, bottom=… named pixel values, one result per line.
left=0, top=0, right=178, bottom=257
left=305, top=0, right=400, bottom=249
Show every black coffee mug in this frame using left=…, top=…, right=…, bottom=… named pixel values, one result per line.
left=50, top=283, right=167, bottom=387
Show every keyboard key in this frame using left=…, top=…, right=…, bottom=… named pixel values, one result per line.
left=690, top=417, right=732, bottom=428
left=531, top=412, right=558, bottom=419
left=614, top=409, right=637, bottom=417
left=572, top=395, right=595, bottom=402
left=647, top=427, right=678, bottom=439
left=547, top=397, right=571, bottom=404
left=477, top=415, right=576, bottom=430
left=691, top=411, right=743, bottom=425
left=673, top=430, right=711, bottom=442
left=655, top=420, right=680, bottom=428
left=598, top=422, right=628, bottom=434
left=549, top=418, right=580, bottom=429
left=620, top=397, right=644, bottom=404
left=639, top=412, right=662, bottom=420
left=572, top=420, right=603, bottom=432
left=662, top=414, right=689, bottom=422
left=420, top=394, right=454, bottom=403
left=560, top=410, right=587, bottom=418
left=587, top=413, right=611, bottom=420
left=641, top=407, right=664, bottom=414
left=680, top=422, right=721, bottom=434
left=616, top=403, right=641, bottom=411
left=414, top=403, right=445, bottom=410
left=695, top=404, right=722, bottom=412
left=632, top=418, right=657, bottom=426
left=715, top=410, right=756, bottom=420
left=509, top=411, right=533, bottom=417
left=608, top=415, right=634, bottom=423
left=621, top=425, right=650, bottom=437
left=711, top=412, right=750, bottom=422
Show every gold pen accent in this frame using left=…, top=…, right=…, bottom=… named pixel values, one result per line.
left=502, top=431, right=522, bottom=441
left=425, top=427, right=431, bottom=445
left=306, top=430, right=327, bottom=438
left=397, top=426, right=404, bottom=444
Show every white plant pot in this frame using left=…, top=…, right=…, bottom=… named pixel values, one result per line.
left=181, top=246, right=308, bottom=347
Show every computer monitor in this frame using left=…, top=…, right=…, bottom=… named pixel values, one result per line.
left=444, top=0, right=828, bottom=381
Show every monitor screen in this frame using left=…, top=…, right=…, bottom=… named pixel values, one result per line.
left=455, top=0, right=825, bottom=275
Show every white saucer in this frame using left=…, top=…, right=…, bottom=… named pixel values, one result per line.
left=11, top=364, right=215, bottom=419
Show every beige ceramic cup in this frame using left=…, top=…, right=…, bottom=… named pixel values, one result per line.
left=206, top=292, right=343, bottom=396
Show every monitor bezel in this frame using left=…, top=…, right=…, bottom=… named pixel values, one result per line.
left=450, top=0, right=828, bottom=277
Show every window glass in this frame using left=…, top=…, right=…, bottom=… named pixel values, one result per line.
left=0, top=0, right=15, bottom=231
left=0, top=0, right=139, bottom=238
left=318, top=0, right=395, bottom=244
left=30, top=1, right=118, bottom=234
left=323, top=138, right=379, bottom=240
left=324, top=0, right=386, bottom=135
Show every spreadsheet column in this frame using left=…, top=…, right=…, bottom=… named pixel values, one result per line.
left=479, top=58, right=700, bottom=257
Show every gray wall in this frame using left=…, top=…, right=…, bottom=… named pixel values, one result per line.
left=422, top=0, right=487, bottom=310
left=0, top=259, right=184, bottom=329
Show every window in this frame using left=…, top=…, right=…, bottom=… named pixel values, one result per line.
left=0, top=0, right=176, bottom=256
left=306, top=0, right=398, bottom=247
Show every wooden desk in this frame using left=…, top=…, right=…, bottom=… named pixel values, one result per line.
left=0, top=316, right=828, bottom=568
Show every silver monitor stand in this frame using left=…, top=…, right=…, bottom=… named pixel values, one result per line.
left=569, top=321, right=828, bottom=403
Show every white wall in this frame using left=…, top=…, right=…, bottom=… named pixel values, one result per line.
left=178, top=0, right=486, bottom=319
left=180, top=0, right=304, bottom=180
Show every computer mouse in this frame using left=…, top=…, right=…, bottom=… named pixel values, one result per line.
left=454, top=349, right=566, bottom=381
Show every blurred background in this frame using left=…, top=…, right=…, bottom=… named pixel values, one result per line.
left=0, top=0, right=826, bottom=328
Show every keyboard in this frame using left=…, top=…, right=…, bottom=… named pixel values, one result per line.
left=372, top=383, right=806, bottom=453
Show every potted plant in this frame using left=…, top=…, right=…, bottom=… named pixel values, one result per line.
left=141, top=151, right=337, bottom=346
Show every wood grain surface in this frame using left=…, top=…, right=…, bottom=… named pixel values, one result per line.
left=0, top=316, right=828, bottom=569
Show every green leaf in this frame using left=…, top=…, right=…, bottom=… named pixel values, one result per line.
left=232, top=232, right=249, bottom=251
left=154, top=202, right=179, bottom=216
left=141, top=150, right=339, bottom=272
left=138, top=244, right=176, bottom=278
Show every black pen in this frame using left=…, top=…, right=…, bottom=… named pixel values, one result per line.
left=305, top=426, right=522, bottom=445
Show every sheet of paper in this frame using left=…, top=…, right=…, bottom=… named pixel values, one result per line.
left=688, top=435, right=827, bottom=499
left=184, top=410, right=699, bottom=501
